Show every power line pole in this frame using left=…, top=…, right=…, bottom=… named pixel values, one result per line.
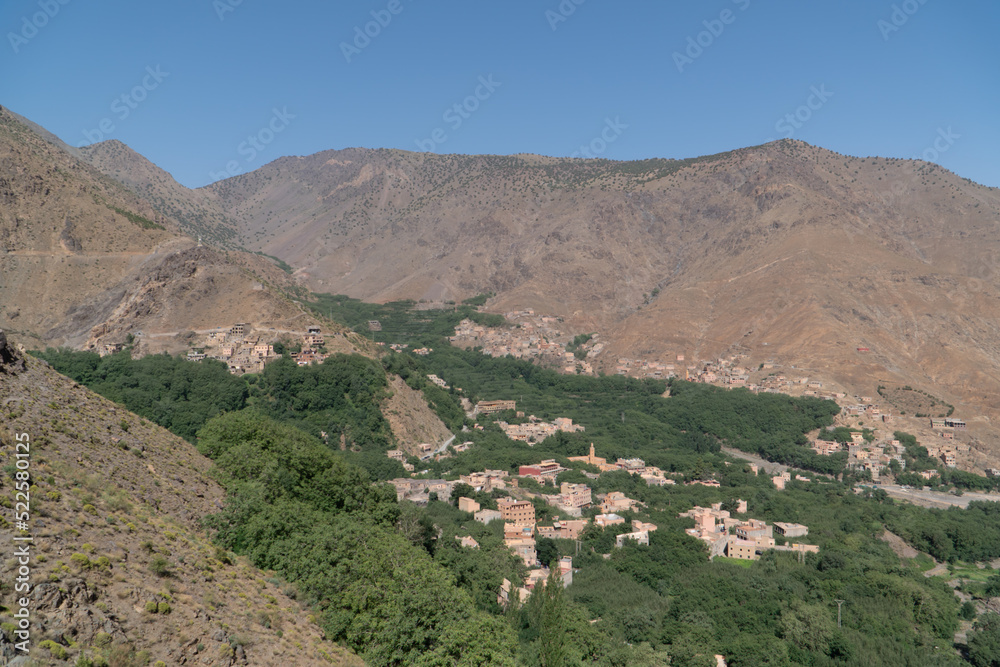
left=835, top=599, right=845, bottom=628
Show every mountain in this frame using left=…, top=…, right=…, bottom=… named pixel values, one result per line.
left=79, top=140, right=240, bottom=247
left=0, top=334, right=363, bottom=665
left=189, top=142, right=1000, bottom=443
left=14, top=105, right=1000, bottom=454
left=0, top=107, right=331, bottom=357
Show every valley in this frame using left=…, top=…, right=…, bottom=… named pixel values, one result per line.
left=3, top=107, right=1000, bottom=665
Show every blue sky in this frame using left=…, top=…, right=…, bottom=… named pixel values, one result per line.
left=1, top=0, right=997, bottom=189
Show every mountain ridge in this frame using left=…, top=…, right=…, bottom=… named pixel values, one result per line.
left=10, top=107, right=1000, bottom=457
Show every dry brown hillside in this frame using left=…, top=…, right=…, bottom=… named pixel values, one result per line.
left=382, top=375, right=453, bottom=457
left=78, top=140, right=240, bottom=248
left=0, top=108, right=330, bottom=356
left=0, top=332, right=364, bottom=666
left=192, top=141, right=1000, bottom=452
left=27, top=105, right=1000, bottom=455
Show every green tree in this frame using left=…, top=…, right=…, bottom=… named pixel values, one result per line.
left=968, top=613, right=1000, bottom=667
left=536, top=537, right=559, bottom=568
left=780, top=600, right=834, bottom=654
left=537, top=568, right=567, bottom=667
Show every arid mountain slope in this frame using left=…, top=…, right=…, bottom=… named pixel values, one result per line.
left=31, top=110, right=1000, bottom=450
left=193, top=141, right=1000, bottom=447
left=0, top=334, right=363, bottom=666
left=382, top=375, right=453, bottom=455
left=201, top=143, right=1000, bottom=322
left=0, top=108, right=323, bottom=355
left=79, top=140, right=240, bottom=247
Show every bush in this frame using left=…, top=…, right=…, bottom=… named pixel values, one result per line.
left=157, top=602, right=172, bottom=614
left=39, top=639, right=68, bottom=659
left=148, top=556, right=172, bottom=577
left=145, top=601, right=158, bottom=613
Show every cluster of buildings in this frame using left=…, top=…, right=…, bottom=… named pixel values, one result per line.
left=386, top=449, right=416, bottom=472
left=450, top=315, right=596, bottom=375
left=687, top=354, right=757, bottom=387
left=809, top=432, right=907, bottom=480
left=388, top=478, right=455, bottom=504
left=770, top=470, right=814, bottom=490
left=497, top=416, right=584, bottom=444
left=499, top=557, right=575, bottom=607
left=680, top=503, right=818, bottom=561
left=810, top=427, right=972, bottom=479
left=454, top=488, right=654, bottom=606
left=176, top=324, right=333, bottom=374
left=567, top=444, right=677, bottom=487
left=611, top=356, right=682, bottom=379
left=447, top=458, right=654, bottom=570
left=185, top=323, right=282, bottom=374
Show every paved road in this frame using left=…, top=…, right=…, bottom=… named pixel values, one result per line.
left=878, top=484, right=1000, bottom=509
left=421, top=434, right=456, bottom=461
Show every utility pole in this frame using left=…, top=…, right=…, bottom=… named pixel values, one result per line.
left=835, top=599, right=845, bottom=628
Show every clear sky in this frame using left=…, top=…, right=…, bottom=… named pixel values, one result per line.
left=1, top=0, right=997, bottom=189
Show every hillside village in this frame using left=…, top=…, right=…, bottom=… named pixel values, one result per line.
left=99, top=310, right=991, bottom=481
left=94, top=308, right=992, bottom=480
left=100, top=323, right=337, bottom=374
left=387, top=443, right=667, bottom=605
left=449, top=314, right=996, bottom=478
left=386, top=438, right=824, bottom=607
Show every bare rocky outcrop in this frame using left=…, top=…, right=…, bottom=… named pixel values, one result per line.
left=0, top=330, right=25, bottom=374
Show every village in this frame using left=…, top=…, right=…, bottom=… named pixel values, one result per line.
left=385, top=433, right=824, bottom=606
left=385, top=441, right=667, bottom=606
left=100, top=323, right=337, bottom=375
left=101, top=313, right=989, bottom=480
left=451, top=312, right=597, bottom=375
left=449, top=314, right=999, bottom=479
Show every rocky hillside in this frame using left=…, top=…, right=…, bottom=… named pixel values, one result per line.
left=190, top=141, right=1000, bottom=450
left=18, top=103, right=1000, bottom=454
left=0, top=332, right=364, bottom=666
left=0, top=108, right=329, bottom=356
left=381, top=375, right=453, bottom=456
left=78, top=140, right=240, bottom=248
